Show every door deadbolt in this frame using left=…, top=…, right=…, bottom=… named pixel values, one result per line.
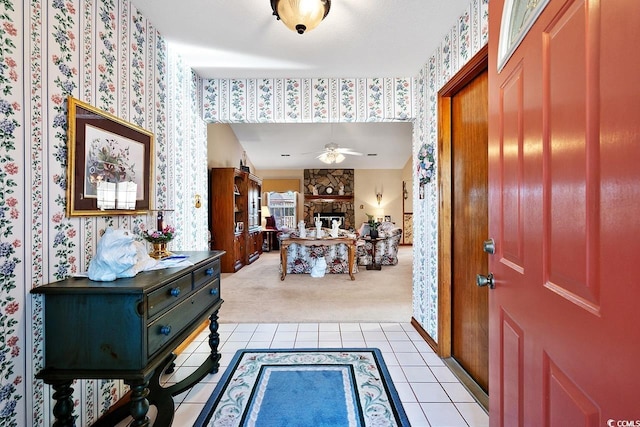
left=476, top=273, right=495, bottom=289
left=483, top=238, right=495, bottom=254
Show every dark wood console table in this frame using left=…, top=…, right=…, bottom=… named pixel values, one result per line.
left=31, top=250, right=225, bottom=427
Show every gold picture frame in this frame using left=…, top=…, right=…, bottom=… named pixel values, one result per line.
left=66, top=96, right=154, bottom=216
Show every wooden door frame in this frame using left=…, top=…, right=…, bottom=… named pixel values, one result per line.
left=436, top=44, right=489, bottom=408
left=437, top=43, right=488, bottom=357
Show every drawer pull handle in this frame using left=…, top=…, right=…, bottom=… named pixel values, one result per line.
left=160, top=325, right=172, bottom=336
left=210, top=288, right=218, bottom=295
left=170, top=288, right=180, bottom=297
left=205, top=268, right=214, bottom=276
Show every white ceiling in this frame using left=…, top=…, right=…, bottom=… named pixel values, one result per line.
left=229, top=122, right=413, bottom=170
left=130, top=0, right=470, bottom=169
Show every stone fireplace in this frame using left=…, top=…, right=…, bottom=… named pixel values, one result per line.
left=303, top=169, right=355, bottom=230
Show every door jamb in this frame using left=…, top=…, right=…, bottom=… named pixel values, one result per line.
left=436, top=44, right=489, bottom=359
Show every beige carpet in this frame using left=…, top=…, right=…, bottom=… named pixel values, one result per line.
left=218, top=246, right=413, bottom=323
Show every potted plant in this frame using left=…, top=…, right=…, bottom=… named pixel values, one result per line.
left=366, top=213, right=380, bottom=239
left=141, top=224, right=176, bottom=259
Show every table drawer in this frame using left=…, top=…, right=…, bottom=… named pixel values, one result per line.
left=147, top=274, right=192, bottom=318
left=193, top=258, right=220, bottom=290
left=147, top=277, right=220, bottom=357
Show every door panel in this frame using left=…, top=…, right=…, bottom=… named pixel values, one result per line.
left=542, top=0, right=600, bottom=312
left=451, top=70, right=489, bottom=392
left=544, top=355, right=600, bottom=426
left=501, top=311, right=524, bottom=426
left=489, top=0, right=640, bottom=425
left=498, top=63, right=525, bottom=273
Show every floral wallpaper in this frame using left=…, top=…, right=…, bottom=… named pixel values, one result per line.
left=1, top=0, right=487, bottom=425
left=1, top=2, right=25, bottom=425
left=202, top=0, right=489, bottom=343
left=203, top=77, right=413, bottom=123
left=6, top=0, right=206, bottom=425
left=411, top=0, right=489, bottom=341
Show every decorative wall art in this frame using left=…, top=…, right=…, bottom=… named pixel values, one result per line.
left=416, top=142, right=435, bottom=185
left=66, top=96, right=154, bottom=216
left=402, top=213, right=413, bottom=245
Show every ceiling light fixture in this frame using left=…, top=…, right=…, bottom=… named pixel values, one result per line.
left=318, top=151, right=345, bottom=164
left=271, top=0, right=331, bottom=35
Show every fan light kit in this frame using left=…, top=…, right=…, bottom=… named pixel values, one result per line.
left=318, top=150, right=345, bottom=164
left=317, top=142, right=362, bottom=164
left=271, top=0, right=331, bottom=34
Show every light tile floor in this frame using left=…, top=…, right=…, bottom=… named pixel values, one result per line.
left=163, top=322, right=489, bottom=427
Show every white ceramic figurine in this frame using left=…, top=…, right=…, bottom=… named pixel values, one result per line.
left=330, top=219, right=340, bottom=237
left=315, top=217, right=323, bottom=238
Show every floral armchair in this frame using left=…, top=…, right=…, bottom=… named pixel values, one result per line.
left=279, top=230, right=358, bottom=275
left=356, top=222, right=403, bottom=266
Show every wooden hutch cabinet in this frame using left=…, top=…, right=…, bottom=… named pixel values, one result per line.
left=209, top=168, right=263, bottom=273
left=247, top=174, right=262, bottom=264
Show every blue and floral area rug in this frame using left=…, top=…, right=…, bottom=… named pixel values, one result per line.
left=194, top=348, right=410, bottom=427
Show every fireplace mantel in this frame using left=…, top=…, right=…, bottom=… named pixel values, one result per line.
left=304, top=195, right=353, bottom=204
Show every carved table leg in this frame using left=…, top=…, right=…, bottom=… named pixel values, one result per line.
left=51, top=380, right=75, bottom=427
left=207, top=309, right=221, bottom=374
left=127, top=380, right=150, bottom=427
left=163, top=352, right=177, bottom=375
left=348, top=243, right=356, bottom=280
left=280, top=244, right=287, bottom=280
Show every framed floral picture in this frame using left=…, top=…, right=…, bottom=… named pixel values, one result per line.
left=66, top=96, right=154, bottom=216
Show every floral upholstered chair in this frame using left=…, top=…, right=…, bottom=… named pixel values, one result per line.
left=356, top=222, right=403, bottom=266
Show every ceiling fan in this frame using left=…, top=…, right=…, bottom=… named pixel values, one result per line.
left=316, top=142, right=363, bottom=164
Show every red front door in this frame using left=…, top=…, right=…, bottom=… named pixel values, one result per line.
left=488, top=0, right=640, bottom=425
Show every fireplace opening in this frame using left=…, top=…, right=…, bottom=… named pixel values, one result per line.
left=315, top=212, right=345, bottom=228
